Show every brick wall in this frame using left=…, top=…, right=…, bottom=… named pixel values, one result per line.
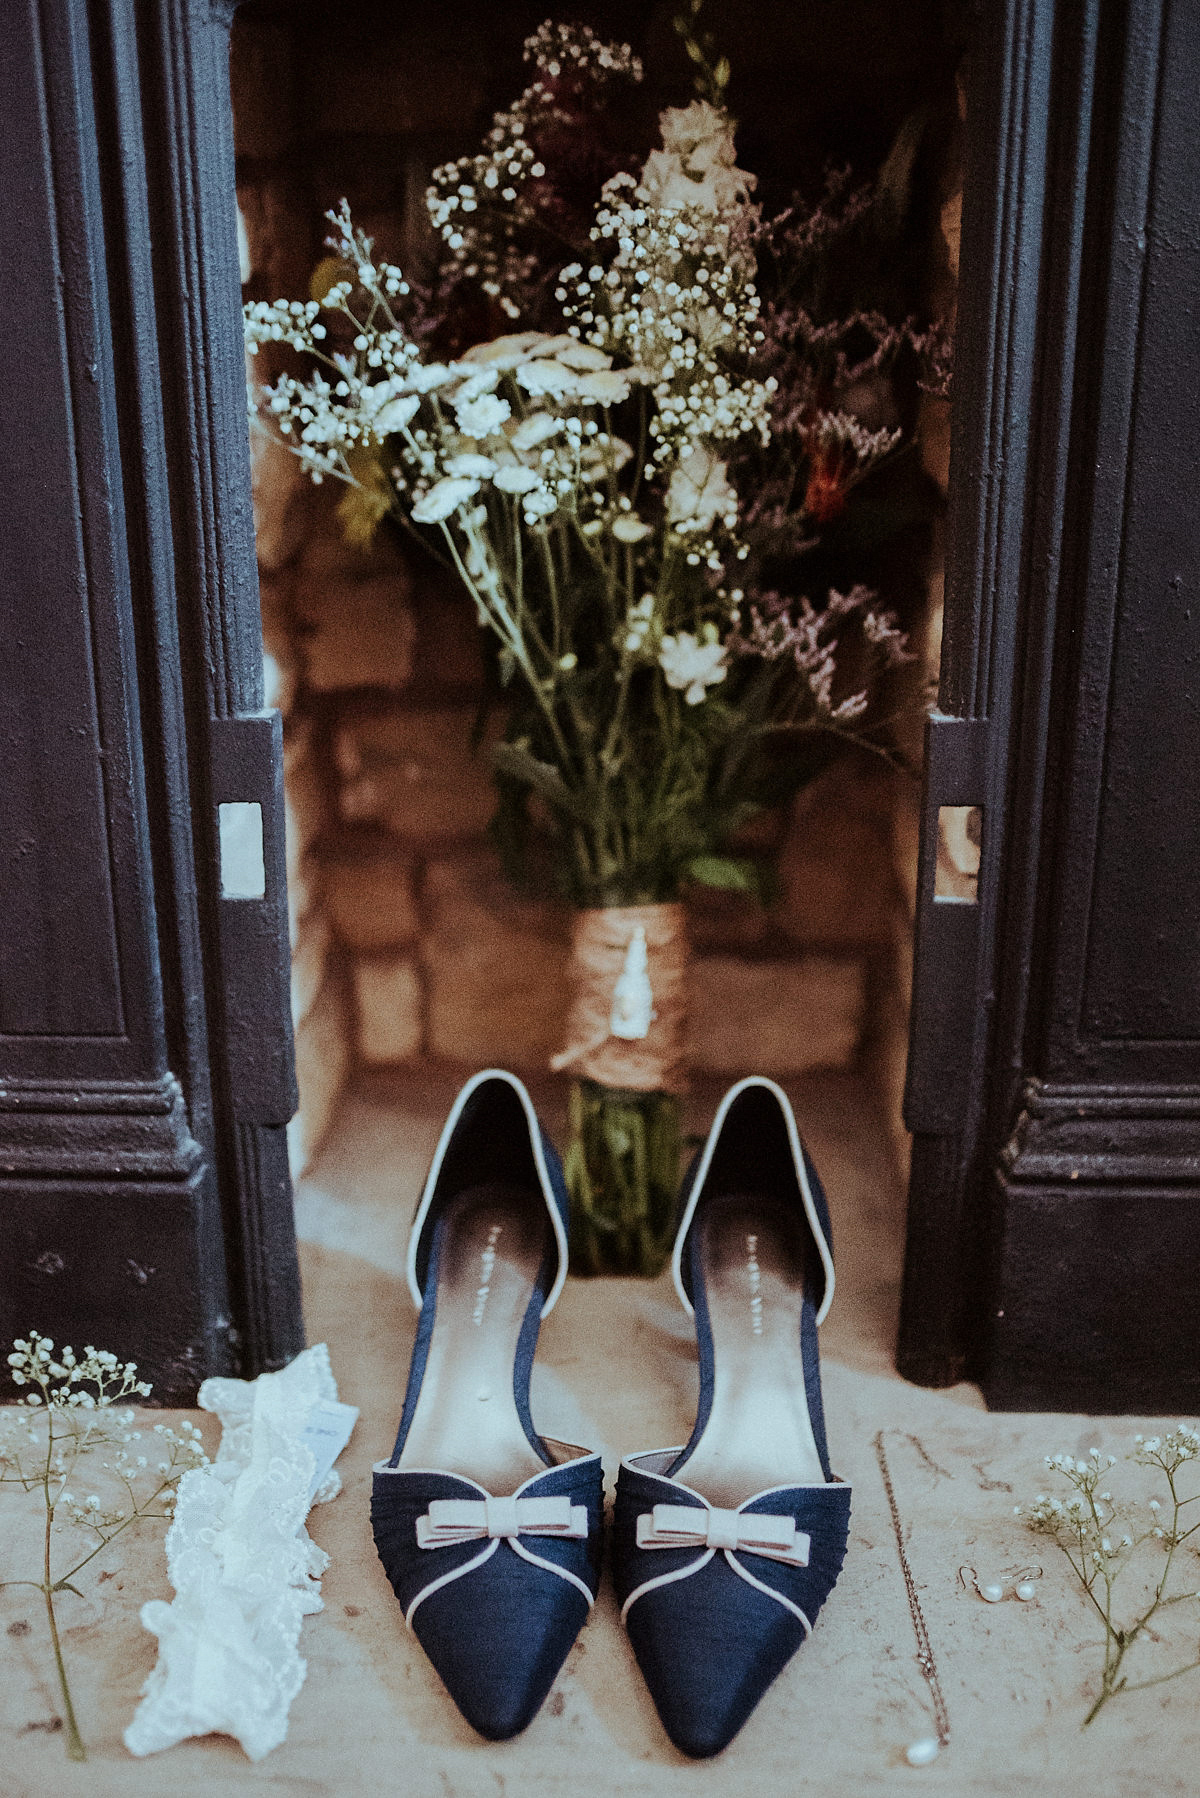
left=232, top=6, right=958, bottom=1172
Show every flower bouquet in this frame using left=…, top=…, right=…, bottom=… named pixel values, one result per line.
left=245, top=19, right=930, bottom=1274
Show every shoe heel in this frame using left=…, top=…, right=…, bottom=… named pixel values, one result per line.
left=371, top=1070, right=603, bottom=1740
left=614, top=1077, right=850, bottom=1757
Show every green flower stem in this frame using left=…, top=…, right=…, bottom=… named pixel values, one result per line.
left=40, top=1415, right=85, bottom=1761
left=1056, top=1469, right=1200, bottom=1725
left=566, top=1080, right=680, bottom=1277
left=437, top=515, right=573, bottom=770
left=43, top=1571, right=85, bottom=1762
left=3, top=1335, right=203, bottom=1764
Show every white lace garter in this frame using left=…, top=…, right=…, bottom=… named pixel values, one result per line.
left=124, top=1342, right=357, bottom=1762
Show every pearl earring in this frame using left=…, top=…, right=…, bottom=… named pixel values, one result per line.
left=960, top=1565, right=1002, bottom=1602
left=960, top=1565, right=1041, bottom=1603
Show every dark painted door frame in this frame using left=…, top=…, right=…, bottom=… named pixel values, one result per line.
left=1, top=0, right=302, bottom=1400
left=5, top=0, right=1196, bottom=1410
left=900, top=0, right=1200, bottom=1409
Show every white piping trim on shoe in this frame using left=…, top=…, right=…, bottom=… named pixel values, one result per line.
left=617, top=1454, right=829, bottom=1628
left=405, top=1068, right=569, bottom=1318
left=376, top=1456, right=602, bottom=1624
left=405, top=1539, right=497, bottom=1627
left=725, top=1555, right=813, bottom=1632
left=670, top=1076, right=835, bottom=1327
left=509, top=1539, right=596, bottom=1609
left=620, top=1550, right=715, bottom=1624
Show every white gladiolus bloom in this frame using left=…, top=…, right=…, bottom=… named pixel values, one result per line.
left=511, top=412, right=562, bottom=450
left=666, top=447, right=739, bottom=530
left=612, top=513, right=652, bottom=543
left=373, top=394, right=420, bottom=435
left=454, top=392, right=511, bottom=438
left=638, top=100, right=756, bottom=215
left=412, top=476, right=479, bottom=523
left=493, top=464, right=542, bottom=494
left=446, top=452, right=498, bottom=478
left=658, top=631, right=728, bottom=704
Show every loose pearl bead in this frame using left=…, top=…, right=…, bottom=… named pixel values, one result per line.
left=906, top=1737, right=940, bottom=1766
left=979, top=1581, right=1005, bottom=1603
left=1015, top=1580, right=1037, bottom=1601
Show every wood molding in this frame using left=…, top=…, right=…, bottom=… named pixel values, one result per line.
left=0, top=0, right=303, bottom=1395
left=900, top=0, right=1200, bottom=1408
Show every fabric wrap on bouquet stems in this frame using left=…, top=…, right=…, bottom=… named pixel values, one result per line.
left=551, top=902, right=688, bottom=1093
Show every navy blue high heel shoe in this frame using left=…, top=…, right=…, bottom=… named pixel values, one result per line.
left=371, top=1070, right=603, bottom=1740
left=612, top=1076, right=850, bottom=1758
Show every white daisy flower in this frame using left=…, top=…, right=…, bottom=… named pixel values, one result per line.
left=454, top=393, right=511, bottom=438
left=522, top=487, right=558, bottom=518
left=666, top=447, right=739, bottom=530
left=516, top=360, right=578, bottom=398
left=446, top=452, right=498, bottom=478
left=373, top=394, right=420, bottom=435
left=412, top=476, right=479, bottom=523
left=511, top=412, right=562, bottom=451
left=405, top=362, right=457, bottom=393
left=493, top=464, right=542, bottom=494
left=658, top=631, right=728, bottom=704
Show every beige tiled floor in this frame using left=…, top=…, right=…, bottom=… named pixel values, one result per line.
left=3, top=1072, right=1197, bottom=1795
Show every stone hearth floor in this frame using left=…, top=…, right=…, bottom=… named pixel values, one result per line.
left=4, top=1070, right=1197, bottom=1795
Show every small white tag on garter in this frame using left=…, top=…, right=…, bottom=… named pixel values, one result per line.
left=302, top=1398, right=358, bottom=1497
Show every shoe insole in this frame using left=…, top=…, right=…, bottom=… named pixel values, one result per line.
left=397, top=1185, right=550, bottom=1490
left=678, top=1193, right=825, bottom=1506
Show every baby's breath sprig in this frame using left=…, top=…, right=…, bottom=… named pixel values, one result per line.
left=244, top=30, right=918, bottom=908
left=428, top=22, right=643, bottom=321
left=1018, top=1428, right=1200, bottom=1725
left=0, top=1332, right=208, bottom=1761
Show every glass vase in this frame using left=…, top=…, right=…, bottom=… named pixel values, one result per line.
left=564, top=1079, right=681, bottom=1277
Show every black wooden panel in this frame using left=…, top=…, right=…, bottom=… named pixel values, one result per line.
left=0, top=0, right=303, bottom=1392
left=139, top=0, right=304, bottom=1371
left=902, top=0, right=1200, bottom=1408
left=0, top=0, right=126, bottom=1041
left=0, top=1166, right=227, bottom=1407
left=986, top=1172, right=1200, bottom=1412
left=897, top=0, right=1063, bottom=1386
left=1032, top=0, right=1190, bottom=1085
left=1080, top=0, right=1200, bottom=1045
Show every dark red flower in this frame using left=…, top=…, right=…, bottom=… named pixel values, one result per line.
left=803, top=454, right=848, bottom=524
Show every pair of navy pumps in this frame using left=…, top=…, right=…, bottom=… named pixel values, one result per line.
left=370, top=1069, right=850, bottom=1758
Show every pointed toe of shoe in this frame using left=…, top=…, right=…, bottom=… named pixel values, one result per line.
left=372, top=1462, right=602, bottom=1740
left=643, top=1669, right=752, bottom=1760
left=624, top=1556, right=810, bottom=1757
left=411, top=1551, right=589, bottom=1740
